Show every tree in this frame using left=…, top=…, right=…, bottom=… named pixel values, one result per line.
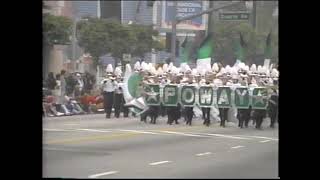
left=213, top=22, right=278, bottom=65
left=77, top=18, right=164, bottom=67
left=76, top=18, right=113, bottom=67
left=43, top=13, right=72, bottom=46
left=130, top=24, right=164, bottom=60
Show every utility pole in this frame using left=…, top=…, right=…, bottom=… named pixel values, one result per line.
left=170, top=1, right=242, bottom=64
left=207, top=1, right=214, bottom=35
left=252, top=1, right=256, bottom=30
left=170, top=1, right=177, bottom=64
left=72, top=18, right=77, bottom=61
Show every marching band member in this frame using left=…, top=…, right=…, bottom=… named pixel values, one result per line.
left=114, top=67, right=124, bottom=118
left=102, top=64, right=118, bottom=118
left=215, top=67, right=229, bottom=127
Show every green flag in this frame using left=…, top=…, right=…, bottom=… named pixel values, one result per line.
left=197, top=33, right=214, bottom=69
left=235, top=32, right=246, bottom=61
left=264, top=31, right=272, bottom=59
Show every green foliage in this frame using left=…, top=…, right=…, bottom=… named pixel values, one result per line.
left=213, top=22, right=278, bottom=65
left=76, top=18, right=164, bottom=66
left=43, top=13, right=73, bottom=45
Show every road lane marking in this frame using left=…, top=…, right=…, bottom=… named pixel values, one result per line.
left=76, top=129, right=111, bottom=133
left=196, top=152, right=212, bottom=156
left=260, top=140, right=271, bottom=143
left=192, top=133, right=252, bottom=140
left=88, top=171, right=118, bottom=178
left=64, top=123, right=79, bottom=125
left=149, top=161, right=172, bottom=166
left=155, top=131, right=210, bottom=137
left=45, top=132, right=140, bottom=144
left=231, top=145, right=244, bottom=149
left=230, top=135, right=278, bottom=141
left=118, top=129, right=162, bottom=135
left=43, top=128, right=77, bottom=132
left=43, top=147, right=109, bottom=154
left=44, top=126, right=207, bottom=144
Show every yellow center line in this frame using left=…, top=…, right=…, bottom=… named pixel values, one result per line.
left=44, top=125, right=205, bottom=145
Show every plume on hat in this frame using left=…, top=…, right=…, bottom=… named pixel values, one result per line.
left=162, top=63, right=168, bottom=72
left=134, top=61, right=141, bottom=70
left=271, top=68, right=279, bottom=78
left=114, top=67, right=122, bottom=76
left=212, top=63, right=219, bottom=72
left=106, top=64, right=113, bottom=73
left=250, top=64, right=257, bottom=72
left=125, top=64, right=132, bottom=75
left=141, top=61, right=149, bottom=71
left=157, top=67, right=163, bottom=75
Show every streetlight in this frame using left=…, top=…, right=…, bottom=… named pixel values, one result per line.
left=72, top=18, right=88, bottom=61
left=245, top=1, right=256, bottom=29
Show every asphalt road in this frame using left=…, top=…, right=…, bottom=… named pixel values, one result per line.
left=43, top=114, right=279, bottom=179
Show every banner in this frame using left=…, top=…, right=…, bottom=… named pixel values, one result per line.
left=180, top=85, right=196, bottom=107
left=251, top=87, right=268, bottom=109
left=234, top=87, right=250, bottom=109
left=162, top=85, right=179, bottom=106
left=144, top=84, right=161, bottom=106
left=217, top=86, right=232, bottom=108
left=142, top=85, right=270, bottom=109
left=198, top=86, right=214, bottom=107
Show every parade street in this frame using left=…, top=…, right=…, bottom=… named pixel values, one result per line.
left=43, top=114, right=278, bottom=179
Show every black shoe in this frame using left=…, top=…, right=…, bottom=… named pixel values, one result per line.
left=175, top=122, right=179, bottom=124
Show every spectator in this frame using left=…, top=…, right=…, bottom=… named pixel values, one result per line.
left=69, top=73, right=78, bottom=96
left=46, top=72, right=57, bottom=91
left=60, top=70, right=66, bottom=99
left=83, top=72, right=95, bottom=94
left=74, top=73, right=84, bottom=97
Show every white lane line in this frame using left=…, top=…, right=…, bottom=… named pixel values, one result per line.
left=43, top=147, right=107, bottom=154
left=230, top=135, right=278, bottom=141
left=193, top=133, right=252, bottom=140
left=76, top=129, right=111, bottom=133
left=88, top=171, right=118, bottom=178
left=231, top=145, right=245, bottom=149
left=196, top=152, right=212, bottom=156
left=118, top=129, right=161, bottom=135
left=149, top=161, right=172, bottom=166
left=64, top=123, right=79, bottom=126
left=43, top=128, right=77, bottom=132
left=156, top=131, right=210, bottom=137
left=260, top=140, right=271, bottom=143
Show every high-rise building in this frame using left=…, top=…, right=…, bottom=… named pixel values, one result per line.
left=72, top=1, right=99, bottom=18
left=100, top=1, right=121, bottom=21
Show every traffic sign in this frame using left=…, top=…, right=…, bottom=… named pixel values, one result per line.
left=123, top=54, right=131, bottom=63
left=219, top=12, right=250, bottom=21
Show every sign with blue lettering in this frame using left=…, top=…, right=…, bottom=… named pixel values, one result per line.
left=161, top=1, right=207, bottom=31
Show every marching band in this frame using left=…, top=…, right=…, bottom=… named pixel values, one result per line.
left=100, top=61, right=278, bottom=129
